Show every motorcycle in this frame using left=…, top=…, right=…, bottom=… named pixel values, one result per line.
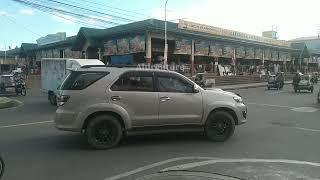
left=14, top=77, right=26, bottom=96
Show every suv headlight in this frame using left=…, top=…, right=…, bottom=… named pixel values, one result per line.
left=233, top=96, right=243, bottom=104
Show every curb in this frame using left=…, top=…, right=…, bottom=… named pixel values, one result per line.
left=0, top=97, right=22, bottom=109
left=216, top=81, right=292, bottom=90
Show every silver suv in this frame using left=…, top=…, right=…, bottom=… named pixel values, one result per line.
left=54, top=65, right=247, bottom=149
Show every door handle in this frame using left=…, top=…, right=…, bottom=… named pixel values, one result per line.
left=160, top=96, right=171, bottom=102
left=111, top=96, right=121, bottom=101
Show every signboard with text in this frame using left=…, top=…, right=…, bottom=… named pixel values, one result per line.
left=174, top=39, right=191, bottom=54
left=178, top=20, right=290, bottom=47
left=194, top=40, right=209, bottom=56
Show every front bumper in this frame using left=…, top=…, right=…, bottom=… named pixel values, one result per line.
left=235, top=103, right=247, bottom=125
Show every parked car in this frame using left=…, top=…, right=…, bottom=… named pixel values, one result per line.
left=0, top=75, right=16, bottom=95
left=54, top=65, right=247, bottom=149
left=41, top=58, right=105, bottom=105
left=294, top=75, right=314, bottom=93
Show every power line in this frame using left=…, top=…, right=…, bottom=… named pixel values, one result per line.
left=67, top=0, right=151, bottom=19
left=53, top=0, right=147, bottom=20
left=35, top=0, right=134, bottom=22
left=11, top=0, right=122, bottom=26
left=0, top=13, right=42, bottom=37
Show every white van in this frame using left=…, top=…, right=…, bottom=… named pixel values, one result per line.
left=41, top=58, right=104, bottom=105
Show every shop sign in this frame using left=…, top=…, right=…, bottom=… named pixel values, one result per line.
left=178, top=19, right=290, bottom=47
left=104, top=40, right=117, bottom=56
left=117, top=38, right=130, bottom=55
left=174, top=39, right=191, bottom=55
left=209, top=43, right=222, bottom=57
left=129, top=35, right=145, bottom=53
left=194, top=41, right=209, bottom=56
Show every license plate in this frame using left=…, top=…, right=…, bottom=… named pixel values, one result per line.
left=5, top=87, right=15, bottom=92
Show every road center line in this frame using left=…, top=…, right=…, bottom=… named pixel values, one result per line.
left=294, top=127, right=320, bottom=133
left=104, top=156, right=320, bottom=180
left=0, top=120, right=53, bottom=129
left=247, top=102, right=296, bottom=109
left=104, top=157, right=215, bottom=180
left=160, top=158, right=320, bottom=172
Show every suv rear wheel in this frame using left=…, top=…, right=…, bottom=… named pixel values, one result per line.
left=205, top=111, right=235, bottom=142
left=86, top=115, right=123, bottom=149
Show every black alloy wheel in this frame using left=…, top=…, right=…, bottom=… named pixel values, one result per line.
left=86, top=115, right=123, bottom=149
left=0, top=156, right=4, bottom=179
left=205, top=111, right=235, bottom=142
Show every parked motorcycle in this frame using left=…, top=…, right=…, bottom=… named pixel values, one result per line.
left=14, top=77, right=26, bottom=96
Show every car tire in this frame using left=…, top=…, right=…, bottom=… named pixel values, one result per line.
left=204, top=111, right=235, bottom=142
left=86, top=115, right=123, bottom=150
left=48, top=93, right=57, bottom=106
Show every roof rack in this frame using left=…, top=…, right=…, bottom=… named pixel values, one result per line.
left=81, top=65, right=138, bottom=68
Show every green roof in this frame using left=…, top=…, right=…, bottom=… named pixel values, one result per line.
left=35, top=36, right=76, bottom=50
left=72, top=19, right=296, bottom=51
left=0, top=48, right=20, bottom=57
left=20, top=43, right=37, bottom=51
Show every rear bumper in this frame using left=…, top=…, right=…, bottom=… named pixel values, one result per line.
left=54, top=108, right=82, bottom=132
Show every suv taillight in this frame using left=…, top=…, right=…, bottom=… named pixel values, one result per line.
left=57, top=95, right=70, bottom=106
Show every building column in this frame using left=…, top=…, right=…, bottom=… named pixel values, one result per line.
left=145, top=31, right=152, bottom=64
left=190, top=40, right=195, bottom=77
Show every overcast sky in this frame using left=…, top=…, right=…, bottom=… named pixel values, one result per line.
left=0, top=0, right=319, bottom=50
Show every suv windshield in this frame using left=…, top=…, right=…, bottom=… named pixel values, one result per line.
left=60, top=71, right=108, bottom=90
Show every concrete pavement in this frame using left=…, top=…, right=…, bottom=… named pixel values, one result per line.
left=0, top=83, right=319, bottom=180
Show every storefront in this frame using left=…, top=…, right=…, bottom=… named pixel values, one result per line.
left=72, top=19, right=296, bottom=76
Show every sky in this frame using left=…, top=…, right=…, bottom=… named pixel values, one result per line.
left=0, top=0, right=320, bottom=50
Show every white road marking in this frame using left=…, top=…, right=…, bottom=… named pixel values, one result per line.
left=161, top=158, right=320, bottom=172
left=269, top=91, right=285, bottom=95
left=247, top=102, right=296, bottom=109
left=0, top=120, right=53, bottom=129
left=104, top=157, right=215, bottom=180
left=104, top=157, right=320, bottom=180
left=294, top=127, right=320, bottom=133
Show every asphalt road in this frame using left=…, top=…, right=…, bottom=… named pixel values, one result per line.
left=1, top=82, right=320, bottom=180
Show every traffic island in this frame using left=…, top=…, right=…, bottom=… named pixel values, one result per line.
left=0, top=97, right=22, bottom=109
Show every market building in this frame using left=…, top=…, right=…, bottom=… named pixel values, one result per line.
left=0, top=48, right=20, bottom=74
left=290, top=36, right=320, bottom=73
left=72, top=19, right=299, bottom=76
left=12, top=33, right=82, bottom=74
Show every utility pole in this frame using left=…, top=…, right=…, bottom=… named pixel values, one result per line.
left=164, top=0, right=168, bottom=67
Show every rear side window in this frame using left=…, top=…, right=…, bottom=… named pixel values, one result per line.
left=61, top=71, right=108, bottom=90
left=111, top=72, right=154, bottom=92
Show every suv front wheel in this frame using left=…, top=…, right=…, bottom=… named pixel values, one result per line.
left=86, top=115, right=123, bottom=149
left=205, top=111, right=235, bottom=142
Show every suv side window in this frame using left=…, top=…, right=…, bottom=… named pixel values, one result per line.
left=111, top=71, right=154, bottom=92
left=157, top=74, right=193, bottom=93
left=61, top=71, right=108, bottom=90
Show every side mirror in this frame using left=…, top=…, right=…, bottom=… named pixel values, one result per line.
left=193, top=84, right=200, bottom=93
